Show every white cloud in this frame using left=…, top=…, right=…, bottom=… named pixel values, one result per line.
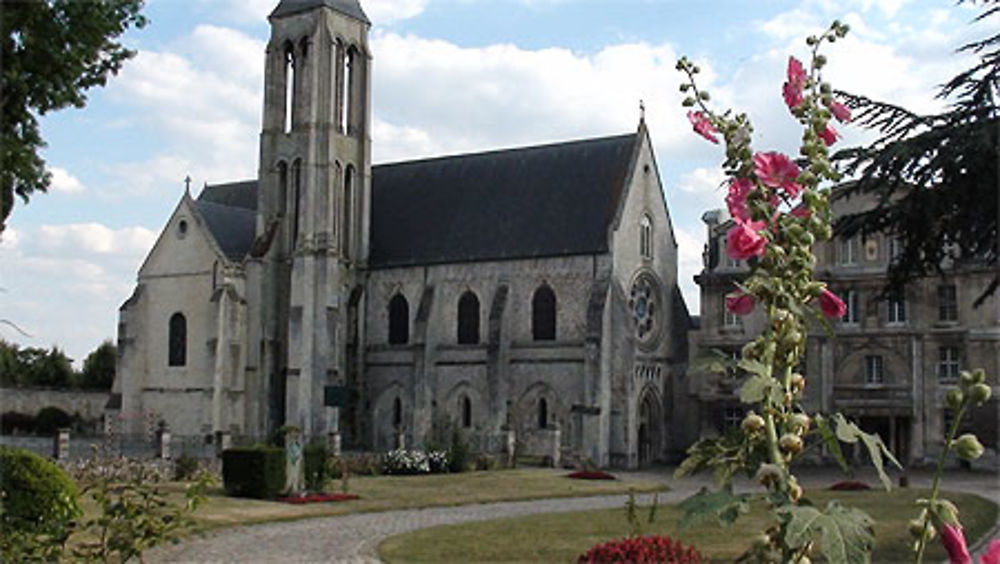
left=48, top=167, right=85, bottom=194
left=365, top=0, right=427, bottom=24
left=38, top=223, right=156, bottom=256
left=673, top=226, right=704, bottom=314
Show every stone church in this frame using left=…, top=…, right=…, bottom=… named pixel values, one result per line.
left=113, top=0, right=691, bottom=468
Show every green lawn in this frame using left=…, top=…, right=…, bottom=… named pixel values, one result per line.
left=378, top=489, right=998, bottom=563
left=153, top=468, right=667, bottom=530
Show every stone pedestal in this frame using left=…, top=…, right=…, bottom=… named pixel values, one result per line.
left=395, top=430, right=406, bottom=450
left=505, top=428, right=516, bottom=467
left=158, top=430, right=172, bottom=460
left=53, top=428, right=69, bottom=460
left=284, top=428, right=305, bottom=495
left=549, top=427, right=561, bottom=468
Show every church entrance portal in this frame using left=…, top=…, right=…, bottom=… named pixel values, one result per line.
left=638, top=389, right=662, bottom=466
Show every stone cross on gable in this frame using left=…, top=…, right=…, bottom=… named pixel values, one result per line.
left=639, top=99, right=645, bottom=121
left=184, top=175, right=192, bottom=193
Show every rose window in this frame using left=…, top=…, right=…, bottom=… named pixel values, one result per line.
left=628, top=275, right=658, bottom=342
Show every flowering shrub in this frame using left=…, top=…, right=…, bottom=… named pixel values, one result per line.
left=567, top=470, right=616, bottom=480
left=382, top=449, right=451, bottom=475
left=829, top=480, right=871, bottom=491
left=578, top=535, right=702, bottom=563
left=428, top=450, right=449, bottom=473
left=276, top=492, right=359, bottom=504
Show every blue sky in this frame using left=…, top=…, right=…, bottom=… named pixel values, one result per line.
left=0, top=0, right=986, bottom=364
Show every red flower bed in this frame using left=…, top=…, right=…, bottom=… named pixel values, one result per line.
left=829, top=480, right=871, bottom=491
left=579, top=535, right=702, bottom=563
left=567, top=470, right=616, bottom=480
left=276, top=493, right=360, bottom=504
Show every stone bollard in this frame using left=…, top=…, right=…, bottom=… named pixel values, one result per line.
left=328, top=431, right=342, bottom=457
left=395, top=430, right=406, bottom=450
left=505, top=428, right=516, bottom=467
left=214, top=431, right=231, bottom=458
left=158, top=429, right=172, bottom=460
left=53, top=428, right=70, bottom=460
left=550, top=427, right=561, bottom=468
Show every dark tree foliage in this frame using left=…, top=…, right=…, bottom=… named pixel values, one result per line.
left=80, top=340, right=115, bottom=390
left=833, top=2, right=998, bottom=304
left=1, top=0, right=147, bottom=232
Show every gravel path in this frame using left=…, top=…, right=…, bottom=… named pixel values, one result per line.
left=148, top=467, right=998, bottom=563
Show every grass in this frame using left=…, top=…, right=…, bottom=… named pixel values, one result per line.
left=144, top=468, right=667, bottom=531
left=378, top=489, right=998, bottom=563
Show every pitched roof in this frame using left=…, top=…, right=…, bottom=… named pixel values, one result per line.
left=369, top=132, right=638, bottom=268
left=270, top=0, right=369, bottom=23
left=195, top=183, right=258, bottom=261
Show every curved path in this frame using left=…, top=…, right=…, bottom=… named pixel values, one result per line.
left=149, top=467, right=998, bottom=563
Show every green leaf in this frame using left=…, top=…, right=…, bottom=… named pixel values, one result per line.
left=737, top=358, right=772, bottom=378
left=832, top=414, right=902, bottom=490
left=813, top=414, right=850, bottom=474
left=678, top=486, right=750, bottom=530
left=739, top=374, right=781, bottom=405
left=781, top=501, right=875, bottom=564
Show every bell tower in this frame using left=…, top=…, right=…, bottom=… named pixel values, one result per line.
left=256, top=0, right=372, bottom=440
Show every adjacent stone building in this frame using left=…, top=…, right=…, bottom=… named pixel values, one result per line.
left=688, top=191, right=999, bottom=466
left=113, top=0, right=692, bottom=467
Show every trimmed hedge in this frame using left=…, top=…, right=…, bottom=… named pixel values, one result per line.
left=222, top=447, right=285, bottom=499
left=0, top=446, right=80, bottom=532
left=303, top=443, right=328, bottom=492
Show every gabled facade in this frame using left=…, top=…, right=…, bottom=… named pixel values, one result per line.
left=113, top=0, right=692, bottom=467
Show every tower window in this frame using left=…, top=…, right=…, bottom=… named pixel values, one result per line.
left=292, top=159, right=302, bottom=248
left=388, top=293, right=409, bottom=345
left=283, top=43, right=295, bottom=134
left=640, top=214, right=653, bottom=259
left=168, top=312, right=186, bottom=367
left=392, top=397, right=402, bottom=429
left=341, top=46, right=354, bottom=134
left=531, top=285, right=556, bottom=341
left=457, top=291, right=480, bottom=344
left=461, top=396, right=472, bottom=428
left=342, top=165, right=354, bottom=259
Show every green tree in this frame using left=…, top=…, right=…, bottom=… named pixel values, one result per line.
left=18, top=346, right=74, bottom=388
left=80, top=340, right=115, bottom=390
left=834, top=2, right=998, bottom=304
left=1, top=0, right=147, bottom=232
left=0, top=340, right=20, bottom=387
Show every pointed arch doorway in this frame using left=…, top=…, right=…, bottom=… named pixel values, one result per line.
left=637, top=388, right=662, bottom=466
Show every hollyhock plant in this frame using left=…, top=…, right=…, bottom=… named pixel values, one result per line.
left=981, top=539, right=1000, bottom=564
left=726, top=219, right=768, bottom=260
left=783, top=56, right=806, bottom=109
left=829, top=100, right=852, bottom=122
left=817, top=288, right=846, bottom=319
left=818, top=124, right=839, bottom=146
left=687, top=110, right=719, bottom=144
left=726, top=292, right=755, bottom=315
left=726, top=178, right=755, bottom=222
left=753, top=151, right=803, bottom=198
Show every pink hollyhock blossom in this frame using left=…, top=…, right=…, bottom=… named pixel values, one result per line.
left=941, top=523, right=972, bottom=564
left=726, top=219, right=768, bottom=260
left=783, top=56, right=807, bottom=110
left=725, top=292, right=755, bottom=315
left=818, top=125, right=839, bottom=146
left=829, top=100, right=852, bottom=123
left=726, top=178, right=755, bottom=222
left=981, top=539, right=1000, bottom=564
left=817, top=288, right=847, bottom=319
left=753, top=151, right=803, bottom=199
left=687, top=111, right=719, bottom=144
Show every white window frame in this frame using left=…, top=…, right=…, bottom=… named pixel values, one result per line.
left=938, top=347, right=960, bottom=382
left=938, top=285, right=958, bottom=322
left=887, top=294, right=907, bottom=325
left=864, top=355, right=884, bottom=386
left=840, top=289, right=860, bottom=325
left=839, top=237, right=856, bottom=265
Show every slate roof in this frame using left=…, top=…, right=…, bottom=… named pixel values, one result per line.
left=270, top=0, right=369, bottom=23
left=195, top=183, right=258, bottom=261
left=369, top=133, right=638, bottom=268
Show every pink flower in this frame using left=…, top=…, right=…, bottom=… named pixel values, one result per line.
left=783, top=56, right=806, bottom=110
left=981, top=540, right=1000, bottom=564
left=726, top=292, right=755, bottom=315
left=790, top=204, right=812, bottom=219
left=753, top=151, right=802, bottom=199
left=829, top=100, right=852, bottom=123
left=818, top=124, right=839, bottom=146
left=726, top=219, right=768, bottom=260
left=941, top=523, right=972, bottom=564
left=687, top=111, right=719, bottom=144
left=817, top=288, right=846, bottom=319
left=726, top=178, right=755, bottom=222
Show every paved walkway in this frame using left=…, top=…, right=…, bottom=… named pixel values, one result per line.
left=149, top=466, right=998, bottom=563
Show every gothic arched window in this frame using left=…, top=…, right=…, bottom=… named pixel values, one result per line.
left=292, top=159, right=302, bottom=248
left=640, top=214, right=653, bottom=259
left=538, top=397, right=548, bottom=429
left=392, top=397, right=402, bottom=429
left=168, top=312, right=186, bottom=367
left=457, top=291, right=480, bottom=344
left=531, top=285, right=556, bottom=341
left=341, top=46, right=355, bottom=134
left=462, top=396, right=472, bottom=428
left=342, top=165, right=354, bottom=259
left=283, top=42, right=295, bottom=134
left=388, top=294, right=409, bottom=345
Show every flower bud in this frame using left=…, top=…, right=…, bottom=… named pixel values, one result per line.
left=945, top=389, right=964, bottom=410
left=970, top=383, right=992, bottom=406
left=908, top=519, right=936, bottom=540
left=953, top=434, right=984, bottom=461
left=742, top=412, right=766, bottom=434
left=789, top=413, right=811, bottom=435
left=780, top=433, right=803, bottom=454
left=790, top=373, right=806, bottom=393
left=789, top=482, right=803, bottom=502
left=959, top=370, right=977, bottom=388
left=756, top=463, right=782, bottom=487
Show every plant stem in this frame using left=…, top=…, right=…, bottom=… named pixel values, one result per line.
left=914, top=401, right=968, bottom=563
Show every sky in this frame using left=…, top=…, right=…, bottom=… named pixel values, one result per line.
left=0, top=0, right=988, bottom=365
